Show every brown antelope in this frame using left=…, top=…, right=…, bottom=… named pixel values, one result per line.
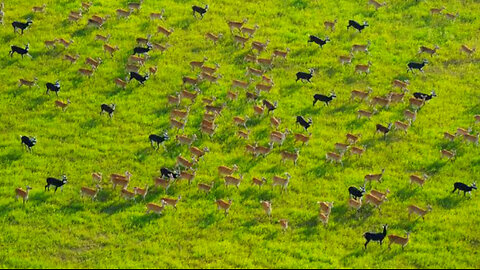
left=463, top=133, right=479, bottom=145
left=364, top=193, right=387, bottom=211
left=199, top=72, right=222, bottom=84
left=241, top=24, right=259, bottom=37
left=252, top=40, right=270, bottom=54
left=205, top=103, right=226, bottom=115
left=170, top=118, right=187, bottom=131
left=218, top=165, right=238, bottom=176
left=54, top=99, right=71, bottom=111
left=257, top=57, right=274, bottom=69
left=200, top=124, right=215, bottom=137
left=133, top=185, right=149, bottom=200
left=394, top=120, right=410, bottom=134
left=171, top=108, right=190, bottom=120
left=430, top=7, right=445, bottom=15
left=227, top=90, right=238, bottom=101
left=216, top=199, right=233, bottom=215
left=270, top=129, right=289, bottom=146
left=272, top=173, right=291, bottom=192
left=456, top=127, right=471, bottom=137
left=85, top=57, right=102, bottom=69
left=128, top=55, right=146, bottom=66
left=346, top=133, right=361, bottom=144
left=63, top=54, right=80, bottom=64
left=255, top=82, right=274, bottom=93
left=318, top=201, right=334, bottom=215
left=92, top=172, right=103, bottom=183
left=339, top=54, right=354, bottom=65
left=368, top=0, right=386, bottom=10
left=152, top=42, right=171, bottom=53
left=245, top=143, right=257, bottom=155
left=80, top=184, right=102, bottom=201
left=136, top=34, right=152, bottom=45
left=168, top=92, right=181, bottom=107
left=205, top=32, right=223, bottom=45
left=253, top=104, right=264, bottom=116
left=201, top=63, right=220, bottom=75
left=190, top=146, right=209, bottom=160
left=281, top=150, right=299, bottom=165
left=388, top=232, right=410, bottom=250
left=224, top=175, right=243, bottom=189
left=103, top=44, right=119, bottom=56
left=70, top=10, right=83, bottom=18
left=233, top=35, right=249, bottom=48
left=246, top=66, right=264, bottom=77
left=176, top=155, right=195, bottom=169
left=154, top=177, right=173, bottom=192
left=392, top=79, right=409, bottom=91
left=238, top=130, right=250, bottom=140
left=441, top=149, right=456, bottom=160
left=357, top=109, right=375, bottom=120
left=355, top=62, right=372, bottom=74
left=370, top=96, right=391, bottom=108
left=410, top=174, right=428, bottom=187
left=33, top=4, right=47, bottom=12
left=128, top=1, right=143, bottom=11
left=121, top=188, right=136, bottom=201
left=419, top=45, right=439, bottom=56
left=260, top=200, right=272, bottom=217
left=326, top=152, right=343, bottom=165
left=203, top=112, right=216, bottom=122
left=444, top=132, right=456, bottom=141
left=180, top=89, right=198, bottom=103
left=272, top=48, right=290, bottom=59
left=294, top=133, right=310, bottom=145
left=318, top=212, right=330, bottom=226
left=351, top=41, right=371, bottom=54
left=389, top=90, right=407, bottom=104
left=114, top=77, right=128, bottom=89
left=95, top=34, right=111, bottom=43
left=255, top=142, right=274, bottom=157
left=81, top=1, right=92, bottom=11
left=126, top=64, right=140, bottom=73
left=244, top=54, right=257, bottom=63
left=198, top=181, right=215, bottom=193
left=460, top=45, right=476, bottom=56
left=233, top=116, right=249, bottom=128
left=190, top=57, right=208, bottom=70
left=176, top=134, right=196, bottom=146
left=445, top=12, right=459, bottom=20
left=58, top=38, right=74, bottom=48
left=279, top=219, right=288, bottom=232
left=150, top=9, right=165, bottom=20
left=162, top=196, right=181, bottom=209
left=324, top=19, right=337, bottom=31
left=335, top=143, right=350, bottom=154
left=350, top=145, right=366, bottom=156
left=146, top=200, right=166, bottom=215
left=179, top=171, right=196, bottom=185
left=351, top=88, right=373, bottom=102
left=202, top=96, right=216, bottom=105
left=227, top=18, right=248, bottom=32
left=78, top=68, right=95, bottom=78
left=348, top=198, right=362, bottom=212
left=116, top=8, right=132, bottom=18
left=15, top=186, right=32, bottom=204
left=68, top=14, right=82, bottom=23
left=409, top=98, right=425, bottom=110
left=408, top=205, right=432, bottom=220
left=364, top=169, right=385, bottom=185
left=252, top=177, right=267, bottom=188
left=201, top=119, right=216, bottom=130
left=231, top=79, right=251, bottom=90
left=44, top=39, right=57, bottom=49
left=110, top=171, right=132, bottom=190
left=404, top=110, right=417, bottom=123
left=182, top=76, right=199, bottom=87
left=18, top=78, right=38, bottom=88
left=370, top=189, right=390, bottom=201
left=87, top=18, right=103, bottom=28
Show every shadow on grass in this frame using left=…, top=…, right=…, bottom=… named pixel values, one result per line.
left=129, top=213, right=163, bottom=228
left=100, top=201, right=133, bottom=215
left=0, top=150, right=23, bottom=166
left=424, top=160, right=447, bottom=176
left=395, top=186, right=419, bottom=201
left=198, top=211, right=221, bottom=229
left=436, top=195, right=465, bottom=210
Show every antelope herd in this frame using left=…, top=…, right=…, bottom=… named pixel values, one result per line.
left=7, top=0, right=479, bottom=255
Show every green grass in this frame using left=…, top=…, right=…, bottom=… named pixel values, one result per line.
left=1, top=0, right=480, bottom=268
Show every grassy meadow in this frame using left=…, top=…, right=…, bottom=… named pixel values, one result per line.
left=1, top=0, right=480, bottom=268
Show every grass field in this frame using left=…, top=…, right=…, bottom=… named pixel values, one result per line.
left=1, top=0, right=480, bottom=268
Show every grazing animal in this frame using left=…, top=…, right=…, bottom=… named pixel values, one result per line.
left=349, top=185, right=365, bottom=200
left=364, top=225, right=388, bottom=249
left=355, top=62, right=372, bottom=75
left=392, top=79, right=409, bottom=91
left=224, top=175, right=243, bottom=189
left=12, top=19, right=33, bottom=34
left=279, top=219, right=289, bottom=232
left=100, top=103, right=116, bottom=118
left=368, top=0, right=386, bottom=10
left=408, top=205, right=432, bottom=220
left=260, top=200, right=272, bottom=217
left=339, top=54, right=354, bottom=65
left=121, top=188, right=136, bottom=201
left=351, top=41, right=371, bottom=54
left=45, top=81, right=61, bottom=96
left=441, top=149, right=456, bottom=160
left=20, top=136, right=36, bottom=152
left=347, top=20, right=369, bottom=32
left=15, top=186, right=32, bottom=204
left=134, top=185, right=149, bottom=200
left=129, top=72, right=149, bottom=85
left=410, top=174, right=428, bottom=187
left=346, top=133, right=361, bottom=145
left=318, top=201, right=334, bottom=215
left=198, top=181, right=215, bottom=193
left=324, top=19, right=337, bottom=31
left=445, top=12, right=459, bottom=21
left=80, top=185, right=102, bottom=201
left=103, top=44, right=119, bottom=56
left=375, top=123, right=393, bottom=139
left=111, top=171, right=133, bottom=190
left=460, top=45, right=476, bottom=56
left=313, top=92, right=336, bottom=106
left=241, top=24, right=259, bottom=37
left=262, top=100, right=277, bottom=114
left=364, top=193, right=387, bottom=211
left=45, top=175, right=68, bottom=192
left=132, top=43, right=153, bottom=56
left=296, top=116, right=312, bottom=132
left=205, top=32, right=223, bottom=45
left=419, top=45, right=439, bottom=57
left=357, top=110, right=375, bottom=119
left=227, top=18, right=248, bottom=32
left=326, top=152, right=343, bottom=165
left=63, top=54, right=80, bottom=64
left=413, top=90, right=436, bottom=101
left=296, top=68, right=314, bottom=82
left=407, top=60, right=428, bottom=73
left=394, top=120, right=410, bottom=134
left=192, top=5, right=208, bottom=19
left=272, top=48, right=290, bottom=59
left=252, top=40, right=270, bottom=54
left=388, top=232, right=411, bottom=250
left=146, top=200, right=167, bottom=215
left=18, top=78, right=38, bottom=88
left=272, top=173, right=291, bottom=193
left=160, top=168, right=179, bottom=180
left=252, top=177, right=267, bottom=188
left=9, top=44, right=31, bottom=58
left=351, top=88, right=372, bottom=101
left=452, top=182, right=477, bottom=196
left=54, top=99, right=71, bottom=111
left=150, top=9, right=165, bottom=20
left=308, top=35, right=330, bottom=48
left=281, top=150, right=299, bottom=165
left=92, top=172, right=102, bottom=183
left=149, top=132, right=169, bottom=150
left=294, top=133, right=310, bottom=145
left=430, top=7, right=445, bottom=15
left=216, top=199, right=232, bottom=215
left=95, top=34, right=110, bottom=43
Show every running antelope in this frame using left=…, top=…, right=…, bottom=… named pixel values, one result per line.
left=154, top=177, right=173, bottom=192
left=272, top=173, right=291, bottom=193
left=18, top=78, right=38, bottom=88
left=272, top=48, right=290, bottom=59
left=224, top=175, right=243, bottom=189
left=339, top=54, right=354, bottom=65
left=326, top=152, right=343, bottom=166
left=324, top=19, right=337, bottom=31
left=281, top=150, right=299, bottom=165
left=463, top=133, right=479, bottom=145
left=241, top=24, right=259, bottom=37
left=318, top=201, right=334, bottom=215
left=216, top=199, right=233, bottom=215
left=419, top=45, right=439, bottom=56
left=115, top=77, right=128, bottom=89
left=171, top=108, right=190, bottom=119
left=134, top=185, right=149, bottom=200
left=410, top=174, right=428, bottom=187
left=441, top=149, right=456, bottom=160
left=350, top=145, right=366, bottom=156
left=227, top=18, right=247, bottom=32
left=179, top=171, right=196, bottom=185
left=15, top=186, right=32, bottom=204
left=103, top=44, right=119, bottom=56
left=176, top=134, right=197, bottom=146
left=86, top=57, right=102, bottom=69
left=116, top=8, right=132, bottom=18
left=392, top=79, right=409, bottom=91
left=218, top=165, right=238, bottom=176
left=233, top=35, right=249, bottom=48
left=198, top=181, right=215, bottom=193
left=176, top=155, right=196, bottom=170
left=150, top=9, right=165, bottom=20
left=335, top=143, right=350, bottom=154
left=146, top=200, right=166, bottom=215
left=364, top=193, right=387, bottom=211
left=408, top=205, right=432, bottom=220
left=348, top=198, right=362, bottom=212
left=368, top=0, right=386, bottom=10
left=32, top=4, right=47, bottom=12
left=355, top=62, right=372, bottom=74
left=388, top=232, right=411, bottom=250
left=364, top=169, right=385, bottom=185
left=95, top=34, right=111, bottom=43
left=351, top=88, right=372, bottom=102
left=456, top=127, right=471, bottom=137
left=319, top=212, right=330, bottom=226
left=54, top=99, right=71, bottom=111
left=394, top=120, right=410, bottom=134
left=246, top=67, right=264, bottom=77
left=371, top=96, right=391, bottom=108
left=170, top=118, right=187, bottom=132
left=294, top=133, right=310, bottom=145
left=190, top=57, right=208, bottom=70
left=238, top=130, right=250, bottom=140
left=190, top=146, right=209, bottom=160
left=58, top=38, right=74, bottom=48
left=430, top=7, right=445, bottom=15
left=346, top=133, right=361, bottom=144
left=80, top=184, right=102, bottom=201
left=232, top=79, right=251, bottom=90
left=252, top=40, right=270, bottom=54
left=252, top=177, right=267, bottom=188
left=404, top=110, right=417, bottom=123
left=357, top=109, right=375, bottom=119
left=351, top=41, right=371, bottom=54
left=44, top=39, right=57, bottom=49
left=233, top=116, right=249, bottom=128
left=460, top=45, right=476, bottom=56
left=157, top=26, right=174, bottom=37
left=255, top=142, right=274, bottom=157
left=162, top=196, right=181, bottom=209
left=63, top=54, right=80, bottom=64
left=370, top=189, right=390, bottom=201
left=110, top=171, right=132, bottom=190
left=389, top=90, right=408, bottom=104
left=78, top=68, right=95, bottom=78
left=445, top=12, right=459, bottom=20
left=205, top=32, right=223, bottom=45
left=409, top=98, right=425, bottom=110
left=92, top=172, right=102, bottom=183
left=279, top=219, right=289, bottom=232
left=121, top=188, right=136, bottom=201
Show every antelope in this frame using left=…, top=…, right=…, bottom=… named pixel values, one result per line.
left=404, top=110, right=417, bottom=123
left=430, top=7, right=445, bottom=15
left=357, top=109, right=375, bottom=119
left=260, top=200, right=272, bottom=217
left=146, top=200, right=166, bottom=215
left=198, top=181, right=215, bottom=193
left=241, top=24, right=259, bottom=37
left=121, top=188, right=136, bottom=201
left=54, top=99, right=71, bottom=111
left=233, top=116, right=249, bottom=128
left=456, top=127, right=471, bottom=137
left=233, top=34, right=249, bottom=48
left=246, top=67, right=264, bottom=77
left=168, top=92, right=181, bottom=107
left=128, top=1, right=143, bottom=11
left=419, top=45, right=439, bottom=57
left=18, top=78, right=38, bottom=88
left=392, top=79, right=409, bottom=91
left=81, top=2, right=92, bottom=11
left=162, top=196, right=181, bottom=209
left=190, top=146, right=209, bottom=160
left=44, top=39, right=58, bottom=49
left=326, top=152, right=343, bottom=166
left=63, top=54, right=80, bottom=64
left=441, top=149, right=456, bottom=160
left=279, top=219, right=289, bottom=232
left=370, top=189, right=390, bottom=201
left=245, top=143, right=257, bottom=156
left=171, top=108, right=190, bottom=119
left=103, top=44, right=119, bottom=56
left=224, top=175, right=243, bottom=189
left=170, top=118, right=187, bottom=131
left=350, top=145, right=366, bottom=156
left=227, top=90, right=238, bottom=101
left=179, top=171, right=196, bottom=185
left=199, top=72, right=222, bottom=84
left=152, top=42, right=171, bottom=53
left=154, top=177, right=173, bottom=192
left=272, top=48, right=290, bottom=59
left=346, top=133, right=361, bottom=144
left=255, top=142, right=274, bottom=157
left=257, top=57, right=274, bottom=68
left=270, top=129, right=289, bottom=145
left=368, top=0, right=386, bottom=10
left=318, top=212, right=330, bottom=226
left=176, top=134, right=197, bottom=146
left=133, top=185, right=149, bottom=200
left=218, top=165, right=238, bottom=176
left=348, top=198, right=362, bottom=212
left=255, top=82, right=274, bottom=93
left=460, top=45, right=476, bottom=56
left=57, top=38, right=74, bottom=48
left=227, top=18, right=248, bottom=32
left=253, top=105, right=264, bottom=116
left=232, top=79, right=251, bottom=90
left=95, top=34, right=110, bottom=43
left=371, top=96, right=390, bottom=108
left=410, top=174, right=428, bottom=187
left=389, top=91, right=407, bottom=104
left=351, top=88, right=372, bottom=102
left=126, top=64, right=140, bottom=73
left=272, top=173, right=291, bottom=192
left=388, top=232, right=410, bottom=250
left=182, top=76, right=199, bottom=86
left=238, top=130, right=250, bottom=140
left=205, top=103, right=226, bottom=115
left=136, top=34, right=152, bottom=45
left=270, top=116, right=281, bottom=129
left=116, top=8, right=132, bottom=18
left=190, top=57, right=208, bottom=70
left=355, top=62, right=372, bottom=75
left=68, top=14, right=82, bottom=23
left=110, top=171, right=132, bottom=190
left=444, top=132, right=456, bottom=141
left=244, top=54, right=257, bottom=63
left=200, top=124, right=215, bottom=137
left=445, top=12, right=459, bottom=20
left=351, top=41, right=371, bottom=54
left=203, top=112, right=216, bottom=122
left=216, top=199, right=233, bottom=215
left=294, top=133, right=310, bottom=145
left=32, top=4, right=47, bottom=12
left=176, top=155, right=196, bottom=170
left=262, top=75, right=274, bottom=84
left=394, top=120, right=410, bottom=134
left=252, top=177, right=267, bottom=188
left=339, top=54, right=354, bottom=65
left=78, top=68, right=95, bottom=78
left=464, top=133, right=479, bottom=145
left=87, top=18, right=103, bottom=28
left=114, top=77, right=128, bottom=89
left=85, top=57, right=102, bottom=69
left=128, top=55, right=146, bottom=66
left=364, top=169, right=385, bottom=185
left=281, top=150, right=299, bottom=165
left=408, top=205, right=432, bottom=220
left=318, top=201, right=334, bottom=215
left=205, top=32, right=223, bottom=45
left=409, top=98, right=425, bottom=110
left=91, top=172, right=102, bottom=184
left=15, top=186, right=32, bottom=204
left=364, top=193, right=387, bottom=211
left=252, top=40, right=270, bottom=54
left=180, top=88, right=198, bottom=102
left=324, top=19, right=337, bottom=31
left=150, top=9, right=165, bottom=20
left=80, top=185, right=102, bottom=201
